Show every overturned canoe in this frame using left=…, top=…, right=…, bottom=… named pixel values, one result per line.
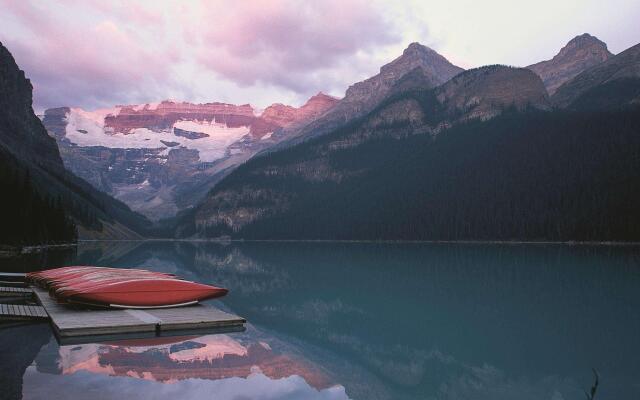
left=28, top=266, right=228, bottom=309
left=53, top=272, right=177, bottom=299
left=65, top=278, right=228, bottom=308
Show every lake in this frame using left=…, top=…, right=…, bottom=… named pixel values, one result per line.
left=1, top=241, right=639, bottom=400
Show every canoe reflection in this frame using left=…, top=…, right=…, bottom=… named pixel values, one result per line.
left=35, top=329, right=335, bottom=391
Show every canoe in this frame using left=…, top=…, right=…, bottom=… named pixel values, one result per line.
left=28, top=266, right=95, bottom=287
left=28, top=266, right=229, bottom=308
left=54, top=274, right=176, bottom=299
left=49, top=270, right=174, bottom=292
left=46, top=268, right=162, bottom=287
left=65, top=278, right=228, bottom=308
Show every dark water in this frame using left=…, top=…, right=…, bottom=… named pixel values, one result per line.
left=1, top=241, right=639, bottom=400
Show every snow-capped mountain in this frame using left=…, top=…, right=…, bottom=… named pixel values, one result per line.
left=42, top=94, right=338, bottom=220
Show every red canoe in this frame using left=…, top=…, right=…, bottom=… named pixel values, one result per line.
left=28, top=266, right=229, bottom=309
left=65, top=278, right=228, bottom=308
left=28, top=266, right=96, bottom=287
left=54, top=273, right=176, bottom=299
left=48, top=268, right=166, bottom=288
left=49, top=270, right=174, bottom=293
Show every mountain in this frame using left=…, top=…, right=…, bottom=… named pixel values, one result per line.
left=42, top=94, right=337, bottom=220
left=552, top=43, right=640, bottom=109
left=527, top=33, right=612, bottom=95
left=269, top=42, right=463, bottom=148
left=189, top=64, right=567, bottom=239
left=0, top=41, right=152, bottom=243
left=434, top=65, right=550, bottom=121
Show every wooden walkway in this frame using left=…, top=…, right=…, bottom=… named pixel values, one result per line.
left=0, top=303, right=48, bottom=320
left=32, top=287, right=246, bottom=338
left=0, top=286, right=32, bottom=297
left=0, top=272, right=26, bottom=279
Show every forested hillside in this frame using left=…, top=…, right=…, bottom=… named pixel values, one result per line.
left=0, top=147, right=76, bottom=244
left=191, top=106, right=640, bottom=241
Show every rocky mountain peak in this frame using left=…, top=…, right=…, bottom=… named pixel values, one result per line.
left=561, top=33, right=609, bottom=53
left=337, top=42, right=462, bottom=115
left=402, top=42, right=435, bottom=57
left=380, top=42, right=462, bottom=84
left=527, top=33, right=612, bottom=95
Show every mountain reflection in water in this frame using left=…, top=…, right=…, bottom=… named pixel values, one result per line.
left=4, top=241, right=640, bottom=399
left=25, top=325, right=350, bottom=399
left=39, top=331, right=335, bottom=386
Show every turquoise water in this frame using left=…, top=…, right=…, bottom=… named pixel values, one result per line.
left=1, top=241, right=639, bottom=400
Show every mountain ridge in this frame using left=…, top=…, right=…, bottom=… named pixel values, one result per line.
left=185, top=39, right=640, bottom=241
left=191, top=64, right=553, bottom=236
left=267, top=42, right=464, bottom=150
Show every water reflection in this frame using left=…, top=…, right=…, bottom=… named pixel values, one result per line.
left=28, top=326, right=347, bottom=397
left=2, top=241, right=640, bottom=399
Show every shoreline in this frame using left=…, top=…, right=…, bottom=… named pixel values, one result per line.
left=3, top=239, right=640, bottom=254
left=77, top=238, right=640, bottom=246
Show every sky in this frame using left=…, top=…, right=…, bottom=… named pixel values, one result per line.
left=1, top=0, right=639, bottom=113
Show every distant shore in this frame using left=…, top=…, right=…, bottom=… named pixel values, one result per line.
left=76, top=238, right=640, bottom=246
left=2, top=238, right=640, bottom=256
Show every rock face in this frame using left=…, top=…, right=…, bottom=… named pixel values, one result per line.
left=43, top=95, right=337, bottom=220
left=527, top=34, right=612, bottom=95
left=340, top=42, right=463, bottom=115
left=0, top=42, right=62, bottom=168
left=193, top=65, right=550, bottom=234
left=104, top=102, right=256, bottom=135
left=271, top=42, right=463, bottom=148
left=435, top=65, right=550, bottom=121
left=260, top=92, right=338, bottom=132
left=552, top=43, right=640, bottom=108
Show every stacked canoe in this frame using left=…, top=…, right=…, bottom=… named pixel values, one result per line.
left=27, top=266, right=228, bottom=309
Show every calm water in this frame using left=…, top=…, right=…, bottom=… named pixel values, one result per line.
left=1, top=241, right=639, bottom=400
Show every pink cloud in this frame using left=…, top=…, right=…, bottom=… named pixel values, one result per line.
left=1, top=0, right=179, bottom=110
left=0, top=0, right=400, bottom=111
left=193, top=0, right=399, bottom=90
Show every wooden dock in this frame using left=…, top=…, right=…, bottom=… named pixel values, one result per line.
left=0, top=303, right=48, bottom=320
left=32, top=287, right=246, bottom=338
left=0, top=286, right=32, bottom=297
left=0, top=272, right=28, bottom=287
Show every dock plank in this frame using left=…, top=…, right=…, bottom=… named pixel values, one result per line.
left=0, top=303, right=47, bottom=320
left=31, top=287, right=245, bottom=338
left=0, top=286, right=32, bottom=297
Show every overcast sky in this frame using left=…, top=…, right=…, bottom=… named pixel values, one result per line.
left=1, top=0, right=639, bottom=113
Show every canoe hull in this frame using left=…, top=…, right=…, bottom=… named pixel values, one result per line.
left=29, top=266, right=229, bottom=309
left=65, top=278, right=228, bottom=308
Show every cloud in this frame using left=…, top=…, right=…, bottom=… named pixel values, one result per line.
left=0, top=0, right=182, bottom=111
left=192, top=0, right=398, bottom=91
left=3, top=0, right=638, bottom=112
left=23, top=367, right=351, bottom=400
left=0, top=0, right=401, bottom=112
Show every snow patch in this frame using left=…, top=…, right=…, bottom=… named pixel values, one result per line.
left=64, top=110, right=251, bottom=162
left=250, top=104, right=264, bottom=116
